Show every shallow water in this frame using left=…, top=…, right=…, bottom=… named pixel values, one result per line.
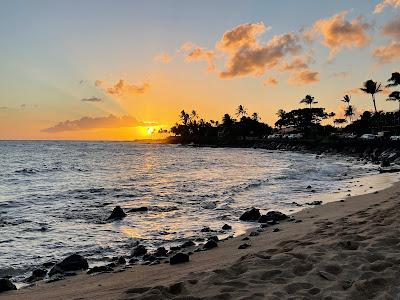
left=0, top=141, right=397, bottom=281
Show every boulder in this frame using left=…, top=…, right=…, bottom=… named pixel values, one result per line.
left=48, top=254, right=89, bottom=276
left=0, top=278, right=16, bottom=293
left=239, top=208, right=261, bottom=222
left=203, top=240, right=218, bottom=250
left=238, top=243, right=251, bottom=249
left=180, top=240, right=195, bottom=248
left=87, top=265, right=113, bottom=275
left=170, top=253, right=189, bottom=265
left=131, top=245, right=147, bottom=257
left=208, top=236, right=219, bottom=242
left=258, top=211, right=287, bottom=223
left=142, top=254, right=157, bottom=262
left=200, top=227, right=212, bottom=232
left=107, top=206, right=126, bottom=220
left=222, top=224, right=232, bottom=230
left=155, top=247, right=168, bottom=257
left=25, top=268, right=47, bottom=283
left=128, top=206, right=148, bottom=213
left=117, top=257, right=126, bottom=265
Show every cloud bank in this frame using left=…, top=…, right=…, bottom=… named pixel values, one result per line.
left=95, top=79, right=150, bottom=97
left=374, top=0, right=400, bottom=13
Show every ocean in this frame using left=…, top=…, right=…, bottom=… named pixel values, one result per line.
left=0, top=141, right=396, bottom=282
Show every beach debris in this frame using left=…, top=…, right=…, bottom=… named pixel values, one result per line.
left=87, top=265, right=113, bottom=275
left=306, top=201, right=323, bottom=206
left=238, top=243, right=251, bottom=249
left=128, top=206, right=148, bottom=213
left=203, top=240, right=218, bottom=250
left=131, top=245, right=147, bottom=257
left=258, top=211, right=288, bottom=223
left=48, top=254, right=89, bottom=276
left=0, top=278, right=16, bottom=293
left=154, top=247, right=168, bottom=257
left=222, top=224, right=232, bottom=230
left=239, top=208, right=261, bottom=221
left=25, top=268, right=47, bottom=283
left=107, top=206, right=126, bottom=220
left=180, top=240, right=195, bottom=248
left=169, top=253, right=189, bottom=265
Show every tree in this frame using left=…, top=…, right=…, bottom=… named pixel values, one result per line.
left=387, top=91, right=400, bottom=111
left=334, top=118, right=347, bottom=127
left=236, top=105, right=247, bottom=118
left=341, top=95, right=351, bottom=107
left=190, top=110, right=198, bottom=121
left=360, top=79, right=383, bottom=113
left=180, top=110, right=190, bottom=125
left=386, top=72, right=400, bottom=87
left=251, top=112, right=260, bottom=121
left=344, top=105, right=355, bottom=122
left=300, top=95, right=318, bottom=109
left=275, top=107, right=329, bottom=132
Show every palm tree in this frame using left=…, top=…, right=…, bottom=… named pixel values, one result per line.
left=251, top=112, right=260, bottom=121
left=360, top=80, right=382, bottom=113
left=333, top=118, right=347, bottom=127
left=180, top=110, right=190, bottom=125
left=387, top=91, right=400, bottom=111
left=190, top=110, right=198, bottom=121
left=300, top=95, right=318, bottom=109
left=341, top=95, right=351, bottom=107
left=236, top=105, right=247, bottom=118
left=344, top=105, right=355, bottom=122
left=386, top=72, right=400, bottom=87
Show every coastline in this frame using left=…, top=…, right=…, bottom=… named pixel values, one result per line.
left=2, top=179, right=400, bottom=299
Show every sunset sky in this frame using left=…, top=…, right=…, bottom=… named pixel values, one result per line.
left=0, top=0, right=399, bottom=140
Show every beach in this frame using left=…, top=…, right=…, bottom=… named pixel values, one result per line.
left=2, top=180, right=400, bottom=299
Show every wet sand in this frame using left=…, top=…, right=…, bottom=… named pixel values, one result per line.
left=2, top=182, right=400, bottom=299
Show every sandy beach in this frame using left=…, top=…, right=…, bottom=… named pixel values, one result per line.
left=1, top=180, right=400, bottom=300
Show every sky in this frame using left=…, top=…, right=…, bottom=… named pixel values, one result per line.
left=0, top=0, right=399, bottom=140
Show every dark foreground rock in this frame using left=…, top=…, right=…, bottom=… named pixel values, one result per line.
left=0, top=278, right=16, bottom=293
left=128, top=206, right=148, bottom=213
left=87, top=265, right=113, bottom=275
left=26, top=268, right=47, bottom=282
left=48, top=254, right=89, bottom=276
left=258, top=211, right=288, bottom=223
left=203, top=240, right=218, bottom=250
left=239, top=208, right=261, bottom=222
left=222, top=224, right=232, bottom=230
left=170, top=253, right=189, bottom=265
left=155, top=247, right=168, bottom=257
left=131, top=245, right=147, bottom=257
left=181, top=240, right=195, bottom=248
left=107, top=206, right=126, bottom=220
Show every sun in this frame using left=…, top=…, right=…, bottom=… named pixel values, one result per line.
left=146, top=127, right=155, bottom=135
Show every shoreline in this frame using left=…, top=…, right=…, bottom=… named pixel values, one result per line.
left=2, top=178, right=400, bottom=299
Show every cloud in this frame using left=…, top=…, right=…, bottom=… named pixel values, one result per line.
left=382, top=16, right=400, bottom=40
left=279, top=57, right=308, bottom=72
left=346, top=87, right=362, bottom=95
left=0, top=106, right=8, bottom=110
left=374, top=0, right=400, bottom=13
left=331, top=71, right=350, bottom=78
left=154, top=52, right=172, bottom=63
left=42, top=114, right=149, bottom=132
left=288, top=70, right=320, bottom=85
left=263, top=76, right=278, bottom=86
left=181, top=43, right=216, bottom=71
left=310, top=11, right=371, bottom=60
left=81, top=97, right=102, bottom=102
left=96, top=79, right=150, bottom=96
left=372, top=42, right=400, bottom=63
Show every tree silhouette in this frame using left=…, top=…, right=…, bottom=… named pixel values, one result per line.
left=344, top=105, right=355, bottom=122
left=300, top=95, right=318, bottom=109
left=387, top=91, right=400, bottom=111
left=251, top=112, right=260, bottom=121
left=180, top=110, right=190, bottom=125
left=386, top=72, right=400, bottom=87
left=360, top=80, right=382, bottom=113
left=236, top=105, right=247, bottom=118
left=333, top=118, right=347, bottom=127
left=341, top=95, right=351, bottom=107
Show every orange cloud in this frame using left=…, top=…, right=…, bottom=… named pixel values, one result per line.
left=374, top=0, right=400, bottom=13
left=42, top=115, right=151, bottom=132
left=279, top=57, right=308, bottom=72
left=382, top=16, right=400, bottom=41
left=181, top=43, right=215, bottom=71
left=311, top=11, right=371, bottom=60
left=154, top=52, right=172, bottom=63
left=288, top=70, right=319, bottom=85
left=96, top=79, right=150, bottom=96
left=263, top=76, right=278, bottom=86
left=331, top=71, right=350, bottom=78
left=372, top=42, right=400, bottom=64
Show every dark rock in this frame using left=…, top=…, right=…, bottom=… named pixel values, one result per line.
left=45, top=274, right=64, bottom=283
left=25, top=268, right=47, bottom=282
left=242, top=237, right=250, bottom=241
left=200, top=227, right=212, bottom=232
left=170, top=246, right=181, bottom=251
left=87, top=265, right=113, bottom=275
left=295, top=220, right=303, bottom=223
left=0, top=278, right=16, bottom=293
left=154, top=247, right=168, bottom=257
left=260, top=224, right=269, bottom=228
left=306, top=201, right=322, bottom=206
left=170, top=253, right=189, bottom=265
left=238, top=243, right=251, bottom=249
left=249, top=231, right=259, bottom=236
left=42, top=262, right=55, bottom=268
left=117, top=257, right=126, bottom=265
left=107, top=206, right=126, bottom=220
left=208, top=236, right=219, bottom=242
left=106, top=262, right=116, bottom=268
left=222, top=224, right=232, bottom=230
left=203, top=240, right=218, bottom=250
left=143, top=254, right=157, bottom=262
left=381, top=159, right=390, bottom=167
left=258, top=211, right=287, bottom=223
left=180, top=240, right=195, bottom=248
left=48, top=254, right=89, bottom=276
left=239, top=208, right=261, bottom=222
left=128, top=206, right=148, bottom=213
left=273, top=228, right=280, bottom=232
left=128, top=258, right=138, bottom=264
left=131, top=245, right=147, bottom=257
left=306, top=185, right=312, bottom=189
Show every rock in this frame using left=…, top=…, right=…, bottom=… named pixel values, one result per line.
left=203, top=240, right=218, bottom=250
left=239, top=208, right=261, bottom=222
left=25, top=268, right=47, bottom=282
left=381, top=159, right=390, bottom=167
left=87, top=265, right=113, bottom=275
left=117, top=257, right=126, bottom=265
left=107, top=206, right=126, bottom=220
left=170, top=246, right=181, bottom=251
left=273, top=228, right=280, bottom=232
left=154, top=247, right=168, bottom=257
left=131, top=245, right=147, bottom=257
left=295, top=220, right=303, bottom=223
left=258, top=211, right=287, bottom=223
left=128, top=206, right=148, bottom=213
left=306, top=201, right=322, bottom=206
left=0, top=278, right=16, bottom=293
left=169, top=253, right=189, bottom=265
left=238, top=243, right=251, bottom=249
left=249, top=231, right=259, bottom=236
left=48, top=254, right=89, bottom=276
left=200, top=227, right=212, bottom=232
left=208, top=236, right=219, bottom=242
left=242, top=237, right=250, bottom=241
left=180, top=240, right=195, bottom=248
left=222, top=224, right=232, bottom=230
left=306, top=185, right=312, bottom=189
left=128, top=258, right=138, bottom=264
left=143, top=254, right=157, bottom=262
left=260, top=224, right=269, bottom=228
